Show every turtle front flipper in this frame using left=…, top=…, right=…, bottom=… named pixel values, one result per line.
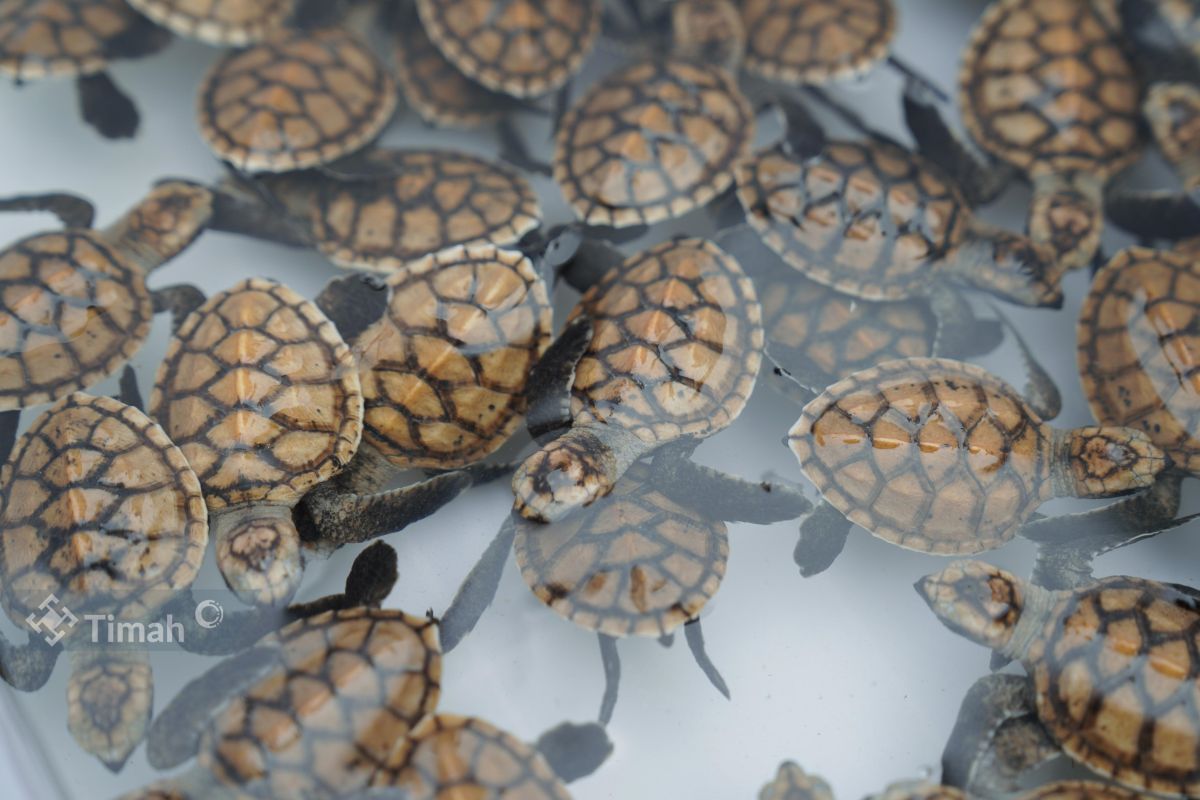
left=940, top=673, right=1058, bottom=796
left=314, top=273, right=390, bottom=343
left=76, top=73, right=139, bottom=139
left=597, top=633, right=620, bottom=724
left=67, top=648, right=152, bottom=771
left=0, top=193, right=95, bottom=228
left=439, top=517, right=518, bottom=654
left=0, top=631, right=58, bottom=691
left=151, top=285, right=206, bottom=335
left=290, top=540, right=399, bottom=616
left=297, top=470, right=474, bottom=554
left=525, top=316, right=594, bottom=443
left=684, top=618, right=729, bottom=699
left=652, top=451, right=813, bottom=523
left=982, top=302, right=1062, bottom=421
left=793, top=500, right=852, bottom=578
left=1105, top=187, right=1200, bottom=242
left=536, top=720, right=614, bottom=783
left=940, top=222, right=1064, bottom=310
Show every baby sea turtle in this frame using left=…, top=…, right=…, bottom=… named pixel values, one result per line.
left=511, top=237, right=763, bottom=522
left=0, top=0, right=170, bottom=137
left=149, top=278, right=362, bottom=606
left=871, top=781, right=1136, bottom=800
left=913, top=0, right=1143, bottom=270
left=554, top=59, right=755, bottom=229
left=920, top=560, right=1200, bottom=797
left=196, top=26, right=396, bottom=173
left=787, top=357, right=1167, bottom=573
left=414, top=0, right=602, bottom=99
left=299, top=242, right=553, bottom=544
left=0, top=392, right=207, bottom=770
left=240, top=148, right=542, bottom=272
left=125, top=0, right=298, bottom=46
left=759, top=762, right=833, bottom=800
left=0, top=181, right=210, bottom=412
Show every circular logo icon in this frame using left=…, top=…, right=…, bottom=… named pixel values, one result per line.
left=195, top=599, right=224, bottom=630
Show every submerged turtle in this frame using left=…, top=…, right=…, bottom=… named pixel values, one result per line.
left=299, top=242, right=554, bottom=545
left=196, top=26, right=397, bottom=173
left=920, top=561, right=1200, bottom=797
left=511, top=237, right=763, bottom=522
left=125, top=0, right=298, bottom=46
left=247, top=148, right=542, bottom=272
left=0, top=392, right=207, bottom=770
left=787, top=357, right=1168, bottom=573
left=759, top=762, right=834, bottom=800
left=414, top=0, right=602, bottom=99
left=0, top=0, right=170, bottom=138
left=554, top=59, right=755, bottom=229
left=149, top=278, right=363, bottom=606
left=911, top=0, right=1143, bottom=270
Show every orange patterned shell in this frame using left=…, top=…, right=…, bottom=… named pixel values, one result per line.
left=873, top=784, right=966, bottom=800
left=1020, top=783, right=1139, bottom=800
left=197, top=28, right=397, bottom=172
left=555, top=59, right=755, bottom=228
left=0, top=0, right=142, bottom=78
left=0, top=393, right=207, bottom=629
left=126, top=0, right=293, bottom=46
left=959, top=0, right=1142, bottom=176
left=394, top=16, right=511, bottom=128
left=266, top=149, right=541, bottom=272
left=1078, top=247, right=1200, bottom=474
left=198, top=607, right=442, bottom=797
left=353, top=244, right=552, bottom=470
left=569, top=238, right=763, bottom=443
left=759, top=762, right=834, bottom=800
left=1026, top=577, right=1200, bottom=796
left=735, top=139, right=970, bottom=301
left=789, top=358, right=1053, bottom=553
left=150, top=278, right=362, bottom=509
left=741, top=0, right=896, bottom=85
left=415, top=0, right=601, bottom=98
left=0, top=230, right=153, bottom=410
left=513, top=471, right=729, bottom=637
left=372, top=714, right=569, bottom=799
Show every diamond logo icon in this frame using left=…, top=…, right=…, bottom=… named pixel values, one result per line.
left=25, top=594, right=78, bottom=646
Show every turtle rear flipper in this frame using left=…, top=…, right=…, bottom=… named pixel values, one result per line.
left=0, top=632, right=58, bottom=691
left=0, top=193, right=94, bottom=228
left=793, top=500, right=852, bottom=577
left=438, top=517, right=518, bottom=654
left=76, top=73, right=139, bottom=140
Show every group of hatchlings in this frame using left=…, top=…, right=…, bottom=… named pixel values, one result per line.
left=1, top=0, right=1200, bottom=797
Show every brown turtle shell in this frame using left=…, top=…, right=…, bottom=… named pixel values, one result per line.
left=198, top=607, right=442, bottom=797
left=265, top=148, right=541, bottom=272
left=554, top=59, right=755, bottom=228
left=414, top=0, right=601, bottom=98
left=569, top=238, right=763, bottom=443
left=1026, top=576, right=1200, bottom=796
left=197, top=27, right=397, bottom=172
left=394, top=14, right=514, bottom=128
left=741, top=0, right=896, bottom=85
left=149, top=278, right=362, bottom=509
left=789, top=358, right=1055, bottom=554
left=125, top=0, right=293, bottom=46
left=873, top=785, right=965, bottom=800
left=1078, top=247, right=1200, bottom=474
left=371, top=714, right=569, bottom=799
left=1020, top=782, right=1139, bottom=800
left=760, top=271, right=936, bottom=383
left=959, top=0, right=1141, bottom=178
left=0, top=229, right=153, bottom=410
left=353, top=244, right=552, bottom=469
left=0, top=393, right=207, bottom=628
left=735, top=138, right=971, bottom=301
left=513, top=469, right=729, bottom=638
left=0, top=0, right=144, bottom=78
left=759, top=762, right=833, bottom=800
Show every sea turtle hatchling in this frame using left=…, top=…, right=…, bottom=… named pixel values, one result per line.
left=758, top=761, right=834, bottom=800
left=196, top=26, right=397, bottom=173
left=298, top=242, right=554, bottom=546
left=124, top=0, right=298, bottom=46
left=909, top=0, right=1143, bottom=271
left=920, top=561, right=1200, bottom=797
left=0, top=392, right=207, bottom=770
left=787, top=357, right=1169, bottom=574
left=511, top=237, right=764, bottom=523
left=229, top=148, right=543, bottom=272
left=0, top=0, right=171, bottom=138
left=414, top=0, right=602, bottom=99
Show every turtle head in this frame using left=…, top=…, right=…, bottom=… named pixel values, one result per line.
left=952, top=221, right=1063, bottom=308
left=671, top=0, right=745, bottom=72
left=215, top=509, right=304, bottom=606
left=1029, top=173, right=1106, bottom=273
left=106, top=181, right=214, bottom=273
left=1058, top=426, right=1169, bottom=498
left=916, top=561, right=1024, bottom=653
left=67, top=651, right=152, bottom=772
left=512, top=427, right=644, bottom=523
